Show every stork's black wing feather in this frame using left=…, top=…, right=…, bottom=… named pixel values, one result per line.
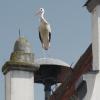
left=39, top=32, right=43, bottom=43
left=49, top=32, right=51, bottom=42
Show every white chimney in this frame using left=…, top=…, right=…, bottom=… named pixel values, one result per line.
left=2, top=37, right=39, bottom=100
left=83, top=1, right=100, bottom=100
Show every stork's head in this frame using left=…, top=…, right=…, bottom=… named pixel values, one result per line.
left=36, top=8, right=45, bottom=16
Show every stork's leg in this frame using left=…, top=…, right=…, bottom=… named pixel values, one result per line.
left=41, top=47, right=46, bottom=58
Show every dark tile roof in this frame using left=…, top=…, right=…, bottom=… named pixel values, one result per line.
left=84, top=0, right=100, bottom=12
left=50, top=44, right=92, bottom=100
left=84, top=0, right=92, bottom=6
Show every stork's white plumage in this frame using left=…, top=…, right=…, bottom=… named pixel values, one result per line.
left=36, top=8, right=51, bottom=50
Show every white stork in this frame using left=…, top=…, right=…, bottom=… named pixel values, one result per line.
left=36, top=8, right=51, bottom=50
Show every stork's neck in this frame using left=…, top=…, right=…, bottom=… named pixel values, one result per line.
left=40, top=13, right=45, bottom=21
left=40, top=13, right=44, bottom=18
left=40, top=13, right=47, bottom=24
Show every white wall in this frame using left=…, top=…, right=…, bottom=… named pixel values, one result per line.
left=84, top=5, right=100, bottom=100
left=5, top=70, right=34, bottom=100
left=83, top=72, right=100, bottom=100
left=91, top=5, right=100, bottom=70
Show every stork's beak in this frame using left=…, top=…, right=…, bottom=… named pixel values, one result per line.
left=35, top=11, right=41, bottom=16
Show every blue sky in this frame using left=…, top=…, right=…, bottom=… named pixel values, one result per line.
left=0, top=0, right=91, bottom=100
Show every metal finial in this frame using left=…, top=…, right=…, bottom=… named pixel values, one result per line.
left=19, top=28, right=21, bottom=38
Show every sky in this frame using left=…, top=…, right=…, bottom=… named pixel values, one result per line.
left=0, top=0, right=91, bottom=100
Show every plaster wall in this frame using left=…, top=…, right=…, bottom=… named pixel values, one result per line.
left=84, top=5, right=100, bottom=100
left=5, top=70, right=34, bottom=100
left=83, top=72, right=100, bottom=100
left=91, top=5, right=100, bottom=70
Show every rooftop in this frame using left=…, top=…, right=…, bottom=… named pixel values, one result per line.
left=34, top=58, right=70, bottom=67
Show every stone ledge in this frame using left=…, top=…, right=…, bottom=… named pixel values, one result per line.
left=85, top=70, right=99, bottom=75
left=2, top=61, right=40, bottom=75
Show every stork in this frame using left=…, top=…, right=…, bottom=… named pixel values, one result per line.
left=36, top=8, right=51, bottom=50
